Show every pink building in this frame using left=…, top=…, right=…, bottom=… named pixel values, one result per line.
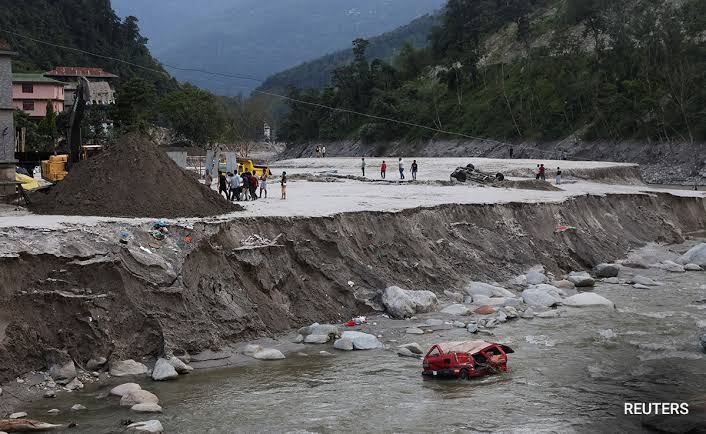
left=12, top=73, right=65, bottom=118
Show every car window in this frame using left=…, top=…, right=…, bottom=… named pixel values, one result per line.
left=487, top=346, right=502, bottom=356
left=427, top=347, right=440, bottom=357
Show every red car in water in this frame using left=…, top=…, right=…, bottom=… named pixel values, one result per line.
left=422, top=341, right=514, bottom=380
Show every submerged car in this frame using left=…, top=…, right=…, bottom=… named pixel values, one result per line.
left=422, top=341, right=514, bottom=380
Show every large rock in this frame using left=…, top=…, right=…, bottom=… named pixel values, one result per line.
left=522, top=286, right=562, bottom=307
left=45, top=349, right=77, bottom=385
left=622, top=258, right=649, bottom=269
left=126, top=420, right=164, bottom=433
left=444, top=290, right=465, bottom=303
left=685, top=263, right=703, bottom=271
left=298, top=323, right=339, bottom=344
left=380, top=286, right=438, bottom=319
left=333, top=338, right=354, bottom=351
left=110, top=360, right=149, bottom=377
left=405, top=327, right=424, bottom=335
left=397, top=347, right=418, bottom=358
left=167, top=356, right=193, bottom=374
left=120, top=390, right=159, bottom=407
left=563, top=293, right=615, bottom=308
left=630, top=275, right=661, bottom=287
left=86, top=357, right=107, bottom=371
left=656, top=260, right=685, bottom=273
left=110, top=383, right=142, bottom=397
left=398, top=343, right=423, bottom=354
left=567, top=271, right=595, bottom=287
left=465, top=282, right=515, bottom=298
left=440, top=304, right=472, bottom=316
left=152, top=358, right=179, bottom=381
left=526, top=270, right=548, bottom=285
left=677, top=243, right=706, bottom=267
left=594, top=263, right=620, bottom=278
left=252, top=348, right=286, bottom=360
left=340, top=331, right=383, bottom=350
left=304, top=334, right=332, bottom=344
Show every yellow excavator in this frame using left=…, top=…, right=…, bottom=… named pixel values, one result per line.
left=219, top=158, right=271, bottom=177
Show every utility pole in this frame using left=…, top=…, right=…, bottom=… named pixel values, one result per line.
left=0, top=39, right=17, bottom=197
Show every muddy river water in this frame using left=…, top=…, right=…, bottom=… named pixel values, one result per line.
left=27, top=246, right=706, bottom=433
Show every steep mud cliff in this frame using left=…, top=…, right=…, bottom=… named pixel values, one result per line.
left=0, top=192, right=704, bottom=382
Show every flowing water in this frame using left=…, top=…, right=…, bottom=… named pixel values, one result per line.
left=26, top=251, right=706, bottom=433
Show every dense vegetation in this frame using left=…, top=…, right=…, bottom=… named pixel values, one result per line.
left=279, top=0, right=706, bottom=145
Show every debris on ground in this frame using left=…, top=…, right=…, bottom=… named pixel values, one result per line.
left=30, top=133, right=240, bottom=218
left=234, top=233, right=284, bottom=251
left=450, top=164, right=504, bottom=184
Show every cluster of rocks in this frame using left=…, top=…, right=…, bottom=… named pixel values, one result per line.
left=241, top=345, right=286, bottom=360
left=294, top=322, right=383, bottom=352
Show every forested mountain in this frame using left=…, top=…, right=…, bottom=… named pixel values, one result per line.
left=279, top=0, right=706, bottom=145
left=0, top=0, right=176, bottom=94
left=111, top=0, right=445, bottom=95
left=259, top=14, right=440, bottom=93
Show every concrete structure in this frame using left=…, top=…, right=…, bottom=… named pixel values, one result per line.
left=12, top=73, right=65, bottom=118
left=0, top=40, right=18, bottom=197
left=45, top=66, right=117, bottom=107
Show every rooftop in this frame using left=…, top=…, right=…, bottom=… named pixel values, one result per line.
left=45, top=66, right=118, bottom=79
left=12, top=73, right=65, bottom=84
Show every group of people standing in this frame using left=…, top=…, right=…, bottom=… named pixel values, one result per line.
left=218, top=171, right=267, bottom=202
left=535, top=164, right=562, bottom=185
left=363, top=157, right=418, bottom=180
left=314, top=146, right=326, bottom=158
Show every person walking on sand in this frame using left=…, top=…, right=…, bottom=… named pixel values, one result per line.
left=555, top=167, right=562, bottom=185
left=259, top=172, right=268, bottom=198
left=315, top=146, right=320, bottom=158
left=231, top=172, right=242, bottom=201
left=411, top=160, right=418, bottom=181
left=535, top=164, right=540, bottom=180
left=241, top=172, right=251, bottom=201
left=225, top=172, right=235, bottom=200
left=281, top=171, right=288, bottom=200
left=249, top=172, right=259, bottom=200
left=509, top=146, right=514, bottom=159
left=218, top=172, right=229, bottom=199
left=321, top=146, right=326, bottom=158
left=361, top=157, right=366, bottom=177
left=380, top=160, right=387, bottom=179
left=398, top=158, right=405, bottom=179
left=539, top=164, right=546, bottom=181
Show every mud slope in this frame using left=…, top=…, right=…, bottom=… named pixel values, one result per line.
left=0, top=192, right=704, bottom=381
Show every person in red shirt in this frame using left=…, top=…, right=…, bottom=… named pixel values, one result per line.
left=539, top=164, right=546, bottom=181
left=380, top=161, right=387, bottom=179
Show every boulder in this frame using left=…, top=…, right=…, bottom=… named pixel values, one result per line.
left=526, top=270, right=548, bottom=285
left=110, top=360, right=149, bottom=377
left=465, top=282, right=515, bottom=298
left=563, top=293, right=615, bottom=308
left=9, top=412, right=27, bottom=419
left=452, top=320, right=466, bottom=328
left=47, top=409, right=60, bottom=415
left=110, top=383, right=142, bottom=397
left=242, top=344, right=263, bottom=356
left=466, top=323, right=479, bottom=333
left=65, top=378, right=83, bottom=391
left=152, top=358, right=179, bottom=381
left=333, top=338, right=354, bottom=351
left=398, top=343, right=423, bottom=354
left=120, top=390, right=159, bottom=407
left=440, top=304, right=472, bottom=316
left=70, top=404, right=86, bottom=411
left=658, top=260, right=685, bottom=273
left=405, top=327, right=424, bottom=335
left=252, top=349, right=286, bottom=360
left=44, top=390, right=56, bottom=399
left=167, top=356, right=193, bottom=374
left=340, top=331, right=383, bottom=350
left=474, top=305, right=496, bottom=315
left=603, top=277, right=621, bottom=284
left=630, top=275, right=661, bottom=287
left=86, top=357, right=107, bottom=371
left=567, top=271, right=595, bottom=287
left=594, top=263, right=620, bottom=278
left=298, top=323, right=340, bottom=344
left=552, top=279, right=575, bottom=290
left=633, top=283, right=650, bottom=289
left=380, top=286, right=438, bottom=319
left=676, top=243, right=706, bottom=267
left=304, top=334, right=332, bottom=344
left=522, top=287, right=562, bottom=307
left=622, top=258, right=649, bottom=269
left=45, top=349, right=76, bottom=385
left=443, top=290, right=465, bottom=303
left=685, top=263, right=703, bottom=271
left=396, top=347, right=418, bottom=358
left=126, top=420, right=164, bottom=433
left=131, top=403, right=163, bottom=413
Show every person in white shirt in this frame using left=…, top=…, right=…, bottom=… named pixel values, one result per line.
left=398, top=158, right=405, bottom=179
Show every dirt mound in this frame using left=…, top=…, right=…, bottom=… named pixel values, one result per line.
left=495, top=179, right=562, bottom=191
left=31, top=133, right=240, bottom=218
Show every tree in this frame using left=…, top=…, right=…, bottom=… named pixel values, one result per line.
left=159, top=85, right=229, bottom=147
left=36, top=101, right=59, bottom=152
left=113, top=78, right=157, bottom=130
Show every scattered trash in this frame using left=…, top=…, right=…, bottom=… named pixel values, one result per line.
left=555, top=225, right=577, bottom=233
left=150, top=231, right=166, bottom=241
left=153, top=219, right=169, bottom=229
left=183, top=235, right=193, bottom=244
left=347, top=281, right=355, bottom=287
left=344, top=316, right=367, bottom=327
left=234, top=233, right=284, bottom=251
left=119, top=230, right=130, bottom=245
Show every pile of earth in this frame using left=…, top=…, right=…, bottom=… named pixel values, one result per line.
left=31, top=133, right=240, bottom=218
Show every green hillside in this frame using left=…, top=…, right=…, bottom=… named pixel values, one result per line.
left=258, top=13, right=440, bottom=92
left=278, top=0, right=706, bottom=145
left=0, top=0, right=176, bottom=94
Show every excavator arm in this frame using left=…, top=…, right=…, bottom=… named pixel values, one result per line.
left=67, top=77, right=90, bottom=170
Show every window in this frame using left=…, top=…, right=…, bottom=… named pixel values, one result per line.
left=23, top=100, right=34, bottom=111
left=22, top=83, right=33, bottom=93
left=427, top=347, right=440, bottom=357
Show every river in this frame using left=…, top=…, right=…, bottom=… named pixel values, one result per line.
left=26, top=245, right=706, bottom=433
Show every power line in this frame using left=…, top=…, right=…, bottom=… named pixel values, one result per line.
left=0, top=27, right=512, bottom=145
